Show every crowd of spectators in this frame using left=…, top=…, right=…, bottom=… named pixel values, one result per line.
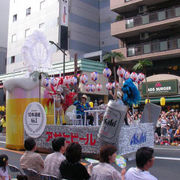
left=155, top=110, right=180, bottom=145
left=127, top=109, right=180, bottom=146
left=0, top=137, right=158, bottom=180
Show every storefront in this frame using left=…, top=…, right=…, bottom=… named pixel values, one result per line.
left=140, top=74, right=180, bottom=110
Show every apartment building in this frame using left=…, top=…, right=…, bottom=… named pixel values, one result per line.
left=111, top=0, right=180, bottom=104
left=0, top=0, right=10, bottom=105
left=7, top=0, right=118, bottom=74
left=111, top=0, right=180, bottom=75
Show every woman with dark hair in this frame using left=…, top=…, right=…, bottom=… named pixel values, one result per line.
left=91, top=145, right=125, bottom=180
left=0, top=154, right=10, bottom=180
left=60, top=142, right=91, bottom=180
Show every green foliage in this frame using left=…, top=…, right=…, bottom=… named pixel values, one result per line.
left=132, top=59, right=152, bottom=71
left=116, top=15, right=123, bottom=21
left=103, top=52, right=124, bottom=63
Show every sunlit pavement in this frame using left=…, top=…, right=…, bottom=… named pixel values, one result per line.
left=0, top=133, right=180, bottom=180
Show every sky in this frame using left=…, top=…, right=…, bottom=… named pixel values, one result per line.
left=0, top=0, right=10, bottom=47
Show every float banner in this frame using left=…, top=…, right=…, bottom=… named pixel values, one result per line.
left=25, top=123, right=154, bottom=155
left=117, top=123, right=154, bottom=155
left=29, top=125, right=100, bottom=154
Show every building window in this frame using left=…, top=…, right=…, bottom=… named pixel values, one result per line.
left=11, top=56, right=15, bottom=64
left=13, top=14, right=17, bottom=22
left=39, top=23, right=45, bottom=30
left=25, top=28, right=30, bottom=37
left=40, top=0, right=45, bottom=10
left=26, top=7, right=31, bottom=16
left=11, top=34, right=16, bottom=42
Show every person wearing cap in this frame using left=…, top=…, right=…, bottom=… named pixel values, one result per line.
left=74, top=94, right=93, bottom=125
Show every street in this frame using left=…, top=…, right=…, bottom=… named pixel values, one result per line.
left=0, top=133, right=180, bottom=180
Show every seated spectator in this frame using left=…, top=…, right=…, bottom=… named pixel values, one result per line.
left=60, top=142, right=91, bottom=180
left=0, top=154, right=10, bottom=180
left=91, top=145, right=126, bottom=180
left=43, top=137, right=66, bottom=178
left=20, top=138, right=44, bottom=173
left=125, top=147, right=158, bottom=180
left=174, top=125, right=180, bottom=143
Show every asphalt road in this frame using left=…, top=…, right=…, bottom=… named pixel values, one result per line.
left=0, top=139, right=180, bottom=179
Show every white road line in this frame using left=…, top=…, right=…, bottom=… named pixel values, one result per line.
left=154, top=147, right=180, bottom=151
left=0, top=141, right=6, bottom=144
left=155, top=156, right=180, bottom=161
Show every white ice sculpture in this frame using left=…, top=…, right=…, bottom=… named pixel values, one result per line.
left=22, top=31, right=52, bottom=72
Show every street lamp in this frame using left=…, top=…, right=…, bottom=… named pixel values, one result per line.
left=49, top=41, right=67, bottom=78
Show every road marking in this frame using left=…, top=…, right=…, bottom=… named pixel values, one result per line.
left=155, top=156, right=180, bottom=161
left=154, top=147, right=180, bottom=151
left=0, top=147, right=24, bottom=155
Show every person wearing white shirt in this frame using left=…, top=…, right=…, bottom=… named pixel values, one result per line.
left=43, top=137, right=66, bottom=178
left=91, top=144, right=126, bottom=180
left=125, top=147, right=158, bottom=180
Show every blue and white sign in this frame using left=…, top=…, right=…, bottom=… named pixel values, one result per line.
left=117, top=123, right=154, bottom=155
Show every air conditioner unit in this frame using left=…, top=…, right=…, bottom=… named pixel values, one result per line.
left=139, top=6, right=147, bottom=14
left=140, top=32, right=149, bottom=40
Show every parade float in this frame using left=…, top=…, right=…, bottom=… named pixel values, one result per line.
left=4, top=31, right=161, bottom=158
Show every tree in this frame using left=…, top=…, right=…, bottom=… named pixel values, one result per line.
left=103, top=52, right=124, bottom=100
left=132, top=59, right=153, bottom=99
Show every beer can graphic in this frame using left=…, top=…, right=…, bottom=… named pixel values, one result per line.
left=98, top=100, right=127, bottom=143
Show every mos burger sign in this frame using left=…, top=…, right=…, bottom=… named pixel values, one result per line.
left=142, top=79, right=178, bottom=96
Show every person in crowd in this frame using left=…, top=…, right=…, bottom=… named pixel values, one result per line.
left=160, top=114, right=167, bottom=141
left=91, top=144, right=126, bottom=180
left=174, top=125, right=180, bottom=143
left=125, top=147, right=158, bottom=180
left=0, top=154, right=10, bottom=180
left=155, top=117, right=161, bottom=137
left=43, top=137, right=66, bottom=178
left=166, top=124, right=173, bottom=144
left=0, top=116, right=6, bottom=135
left=20, top=138, right=44, bottom=173
left=0, top=115, right=3, bottom=133
left=60, top=142, right=91, bottom=180
left=74, top=94, right=94, bottom=125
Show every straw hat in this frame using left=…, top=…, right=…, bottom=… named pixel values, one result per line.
left=82, top=94, right=87, bottom=99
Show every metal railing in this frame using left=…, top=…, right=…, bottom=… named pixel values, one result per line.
left=126, top=6, right=180, bottom=29
left=127, top=37, right=180, bottom=57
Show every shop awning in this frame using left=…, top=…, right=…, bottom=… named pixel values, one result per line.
left=140, top=96, right=180, bottom=103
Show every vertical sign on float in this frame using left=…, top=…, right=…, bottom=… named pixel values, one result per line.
left=60, top=0, right=68, bottom=50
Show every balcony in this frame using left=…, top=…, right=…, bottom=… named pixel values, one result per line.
left=111, top=0, right=169, bottom=13
left=111, top=6, right=180, bottom=38
left=113, top=37, right=180, bottom=61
